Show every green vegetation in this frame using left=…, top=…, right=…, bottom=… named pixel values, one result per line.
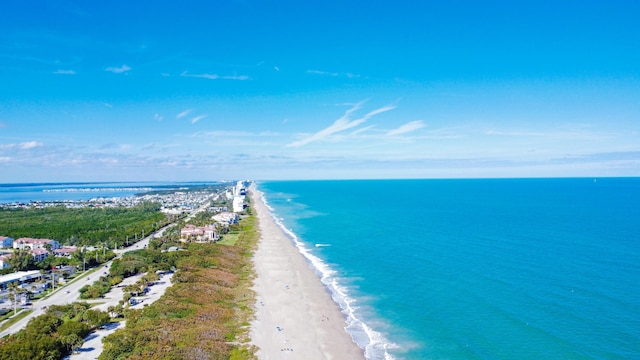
left=79, top=249, right=176, bottom=300
left=0, top=310, right=32, bottom=332
left=1, top=188, right=259, bottom=359
left=0, top=201, right=168, bottom=247
left=0, top=303, right=110, bottom=360
left=100, top=208, right=259, bottom=360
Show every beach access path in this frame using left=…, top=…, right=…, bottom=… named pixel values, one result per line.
left=249, top=184, right=364, bottom=359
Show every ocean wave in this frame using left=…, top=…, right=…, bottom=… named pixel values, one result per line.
left=267, top=204, right=396, bottom=360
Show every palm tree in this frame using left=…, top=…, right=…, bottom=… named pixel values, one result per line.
left=7, top=282, right=17, bottom=314
left=8, top=248, right=32, bottom=271
left=60, top=333, right=84, bottom=354
left=7, top=282, right=25, bottom=315
left=73, top=247, right=88, bottom=271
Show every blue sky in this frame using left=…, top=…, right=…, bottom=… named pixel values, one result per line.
left=1, top=1, right=639, bottom=182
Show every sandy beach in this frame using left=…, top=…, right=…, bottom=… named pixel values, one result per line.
left=249, top=184, right=365, bottom=359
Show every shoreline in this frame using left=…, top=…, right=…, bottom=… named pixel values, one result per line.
left=249, top=183, right=365, bottom=359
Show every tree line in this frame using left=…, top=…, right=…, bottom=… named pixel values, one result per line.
left=0, top=201, right=170, bottom=248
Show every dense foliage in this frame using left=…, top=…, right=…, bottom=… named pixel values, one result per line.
left=0, top=202, right=168, bottom=247
left=0, top=303, right=110, bottom=360
left=80, top=249, right=176, bottom=299
left=100, top=214, right=258, bottom=360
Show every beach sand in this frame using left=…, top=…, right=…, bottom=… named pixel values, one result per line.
left=249, top=184, right=365, bottom=359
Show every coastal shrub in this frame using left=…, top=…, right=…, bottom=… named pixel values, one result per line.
left=0, top=333, right=62, bottom=360
left=23, top=314, right=63, bottom=336
left=56, top=320, right=90, bottom=339
left=0, top=302, right=109, bottom=360
left=100, top=210, right=259, bottom=360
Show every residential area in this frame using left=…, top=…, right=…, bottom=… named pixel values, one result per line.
left=0, top=181, right=249, bottom=321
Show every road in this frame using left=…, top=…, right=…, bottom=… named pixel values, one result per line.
left=0, top=191, right=218, bottom=338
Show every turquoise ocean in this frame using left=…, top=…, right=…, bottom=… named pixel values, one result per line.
left=257, top=178, right=640, bottom=360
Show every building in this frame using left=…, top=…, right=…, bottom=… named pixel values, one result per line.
left=0, top=236, right=14, bottom=248
left=13, top=238, right=61, bottom=251
left=211, top=212, right=239, bottom=225
left=0, top=270, right=42, bottom=290
left=30, top=248, right=49, bottom=262
left=233, top=196, right=245, bottom=213
left=53, top=247, right=77, bottom=258
left=180, top=224, right=218, bottom=242
left=0, top=254, right=11, bottom=269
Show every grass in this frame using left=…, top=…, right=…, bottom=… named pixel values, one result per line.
left=217, top=233, right=240, bottom=246
left=0, top=309, right=32, bottom=332
left=98, top=197, right=260, bottom=359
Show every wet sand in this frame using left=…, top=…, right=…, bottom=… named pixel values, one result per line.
left=249, top=184, right=364, bottom=359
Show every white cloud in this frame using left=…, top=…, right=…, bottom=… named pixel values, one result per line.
left=194, top=130, right=280, bottom=138
left=105, top=64, right=131, bottom=73
left=53, top=69, right=76, bottom=75
left=176, top=109, right=192, bottom=119
left=182, top=71, right=218, bottom=80
left=287, top=101, right=396, bottom=147
left=191, top=115, right=208, bottom=124
left=181, top=71, right=250, bottom=81
left=387, top=120, right=426, bottom=136
left=154, top=113, right=163, bottom=121
left=19, top=141, right=43, bottom=149
left=0, top=156, right=10, bottom=163
left=222, top=74, right=250, bottom=80
left=350, top=125, right=376, bottom=136
left=307, top=69, right=360, bottom=78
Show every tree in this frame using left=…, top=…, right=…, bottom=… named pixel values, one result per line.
left=7, top=281, right=19, bottom=315
left=60, top=333, right=84, bottom=354
left=72, top=247, right=88, bottom=271
left=107, top=304, right=124, bottom=318
left=43, top=242, right=53, bottom=253
left=8, top=248, right=32, bottom=271
left=24, top=314, right=62, bottom=335
left=82, top=309, right=110, bottom=328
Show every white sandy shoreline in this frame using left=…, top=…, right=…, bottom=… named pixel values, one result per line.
left=249, top=184, right=365, bottom=359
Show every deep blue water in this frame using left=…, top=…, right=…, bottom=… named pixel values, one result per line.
left=258, top=178, right=640, bottom=360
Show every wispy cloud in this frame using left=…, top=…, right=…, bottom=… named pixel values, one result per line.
left=307, top=69, right=361, bottom=78
left=154, top=113, right=163, bottom=121
left=0, top=156, right=10, bottom=163
left=387, top=120, right=426, bottom=136
left=193, top=130, right=281, bottom=138
left=19, top=141, right=43, bottom=149
left=350, top=125, right=376, bottom=136
left=222, top=74, right=250, bottom=80
left=181, top=71, right=250, bottom=80
left=176, top=109, right=192, bottom=119
left=105, top=64, right=131, bottom=73
left=191, top=115, right=208, bottom=124
left=287, top=101, right=396, bottom=147
left=53, top=69, right=76, bottom=75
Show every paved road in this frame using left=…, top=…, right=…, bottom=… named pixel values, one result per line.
left=66, top=271, right=174, bottom=359
left=0, top=224, right=164, bottom=338
left=0, top=191, right=218, bottom=338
